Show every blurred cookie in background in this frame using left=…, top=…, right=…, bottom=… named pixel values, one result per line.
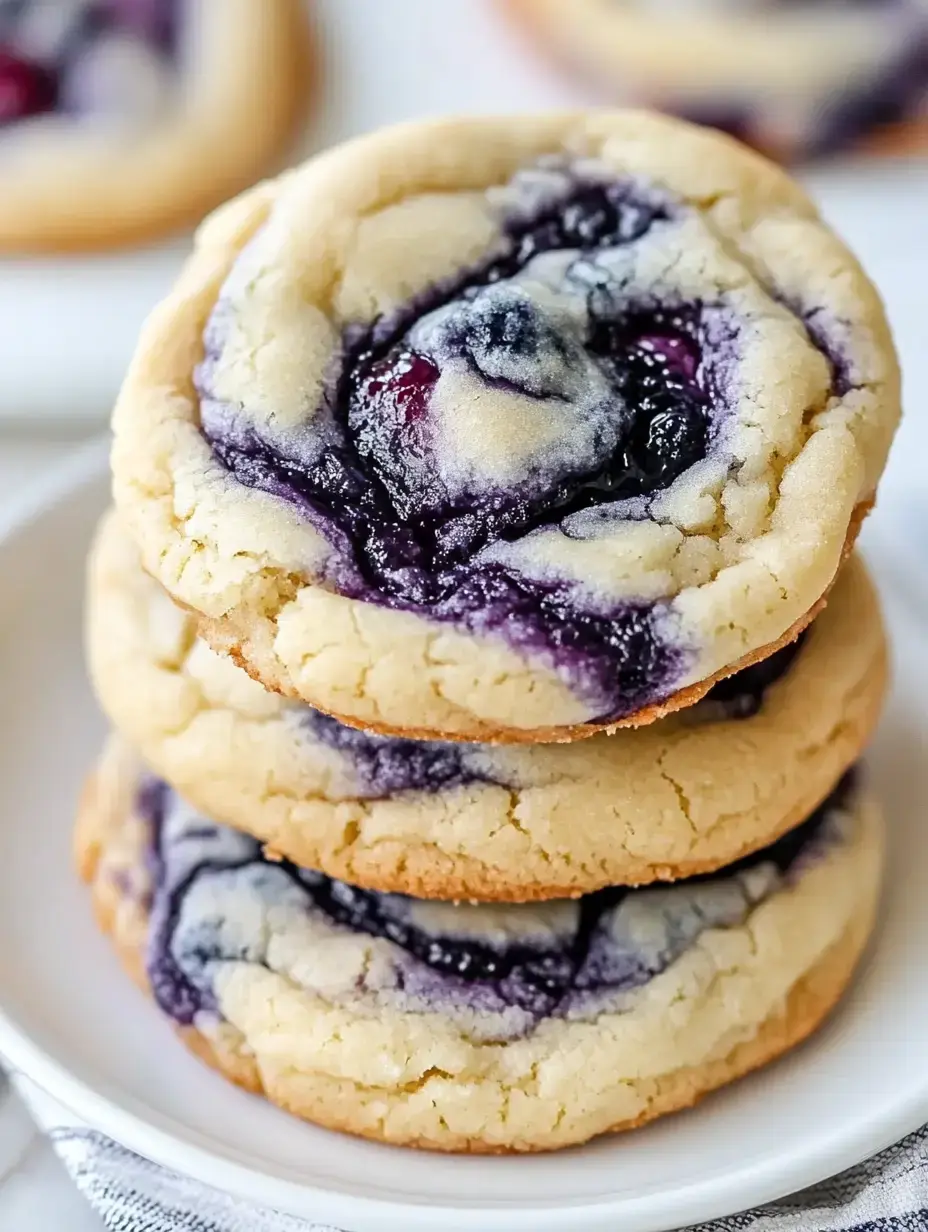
left=500, top=0, right=928, bottom=161
left=0, top=0, right=312, bottom=252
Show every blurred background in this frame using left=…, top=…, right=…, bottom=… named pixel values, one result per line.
left=0, top=0, right=925, bottom=571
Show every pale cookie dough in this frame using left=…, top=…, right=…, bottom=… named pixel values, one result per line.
left=502, top=0, right=928, bottom=161
left=87, top=512, right=888, bottom=900
left=111, top=112, right=900, bottom=740
left=0, top=0, right=311, bottom=252
left=78, top=744, right=883, bottom=1153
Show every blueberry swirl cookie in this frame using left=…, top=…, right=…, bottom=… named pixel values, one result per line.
left=502, top=1, right=928, bottom=161
left=111, top=113, right=900, bottom=741
left=78, top=743, right=883, bottom=1152
left=0, top=0, right=310, bottom=252
left=87, top=513, right=888, bottom=899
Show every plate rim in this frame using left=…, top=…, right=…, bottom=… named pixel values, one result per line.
left=0, top=444, right=927, bottom=1232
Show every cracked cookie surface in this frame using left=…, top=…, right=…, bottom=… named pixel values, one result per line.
left=0, top=0, right=310, bottom=252
left=77, top=741, right=883, bottom=1152
left=502, top=0, right=928, bottom=161
left=111, top=111, right=900, bottom=740
left=88, top=513, right=887, bottom=899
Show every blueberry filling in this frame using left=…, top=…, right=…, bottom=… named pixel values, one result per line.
left=347, top=303, right=708, bottom=546
left=301, top=709, right=502, bottom=797
left=302, top=629, right=807, bottom=796
left=204, top=178, right=703, bottom=585
left=0, top=0, right=177, bottom=125
left=141, top=770, right=854, bottom=1028
left=0, top=46, right=56, bottom=121
left=701, top=631, right=805, bottom=720
left=199, top=170, right=749, bottom=719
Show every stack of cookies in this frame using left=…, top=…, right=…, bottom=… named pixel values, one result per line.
left=82, top=112, right=901, bottom=1153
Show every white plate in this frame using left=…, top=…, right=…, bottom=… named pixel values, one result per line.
left=0, top=442, right=926, bottom=1232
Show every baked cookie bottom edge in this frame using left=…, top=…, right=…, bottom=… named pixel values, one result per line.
left=76, top=760, right=880, bottom=1153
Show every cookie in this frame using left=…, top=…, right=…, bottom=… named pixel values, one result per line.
left=78, top=743, right=883, bottom=1153
left=110, top=112, right=900, bottom=741
left=502, top=0, right=928, bottom=161
left=87, top=512, right=887, bottom=900
left=0, top=0, right=311, bottom=252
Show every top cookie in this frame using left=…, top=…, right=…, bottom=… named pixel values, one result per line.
left=0, top=0, right=309, bottom=252
left=111, top=111, right=900, bottom=742
left=504, top=0, right=928, bottom=160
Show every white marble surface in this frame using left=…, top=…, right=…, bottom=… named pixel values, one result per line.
left=0, top=1089, right=102, bottom=1231
left=0, top=1133, right=104, bottom=1232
